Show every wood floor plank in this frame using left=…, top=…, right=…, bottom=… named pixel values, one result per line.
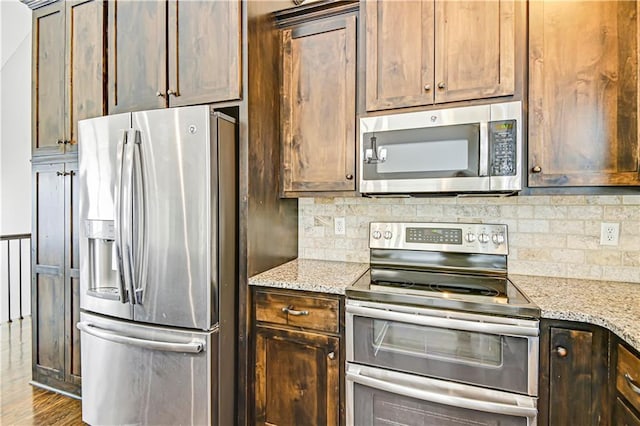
left=1, top=318, right=83, bottom=425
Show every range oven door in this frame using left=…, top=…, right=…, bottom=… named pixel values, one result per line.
left=346, top=300, right=539, bottom=396
left=346, top=363, right=537, bottom=426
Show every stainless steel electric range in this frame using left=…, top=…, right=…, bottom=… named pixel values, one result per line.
left=345, top=222, right=541, bottom=426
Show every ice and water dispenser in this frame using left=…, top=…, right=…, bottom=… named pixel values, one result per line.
left=84, top=220, right=120, bottom=299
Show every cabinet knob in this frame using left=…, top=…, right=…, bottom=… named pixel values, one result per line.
left=437, top=82, right=446, bottom=89
left=424, top=84, right=431, bottom=92
left=327, top=351, right=335, bottom=360
left=57, top=139, right=65, bottom=145
left=345, top=174, right=354, bottom=180
left=156, top=91, right=165, bottom=97
left=624, top=373, right=640, bottom=395
left=531, top=165, right=542, bottom=173
left=167, top=89, right=178, bottom=97
left=555, top=346, right=568, bottom=358
left=56, top=171, right=71, bottom=177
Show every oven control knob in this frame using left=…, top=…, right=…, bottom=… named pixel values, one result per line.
left=465, top=232, right=476, bottom=243
left=478, top=233, right=490, bottom=244
left=383, top=231, right=393, bottom=240
left=372, top=230, right=382, bottom=240
left=492, top=233, right=505, bottom=245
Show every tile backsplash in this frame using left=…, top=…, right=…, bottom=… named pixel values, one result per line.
left=298, top=195, right=640, bottom=283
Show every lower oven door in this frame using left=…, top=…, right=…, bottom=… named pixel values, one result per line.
left=346, top=300, right=539, bottom=396
left=347, top=363, right=537, bottom=426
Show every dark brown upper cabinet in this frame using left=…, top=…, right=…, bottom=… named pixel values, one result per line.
left=32, top=0, right=105, bottom=156
left=364, top=0, right=517, bottom=112
left=528, top=1, right=640, bottom=188
left=108, top=0, right=241, bottom=114
left=280, top=8, right=357, bottom=196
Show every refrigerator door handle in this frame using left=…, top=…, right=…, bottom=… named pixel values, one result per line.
left=131, top=130, right=147, bottom=304
left=114, top=130, right=130, bottom=304
left=77, top=321, right=205, bottom=354
left=121, top=130, right=137, bottom=305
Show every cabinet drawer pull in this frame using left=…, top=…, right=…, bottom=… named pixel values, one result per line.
left=328, top=351, right=335, bottom=360
left=424, top=84, right=431, bottom=92
left=555, top=346, right=568, bottom=357
left=531, top=165, right=542, bottom=173
left=345, top=173, right=354, bottom=180
left=57, top=139, right=65, bottom=145
left=156, top=91, right=165, bottom=97
left=167, top=89, right=179, bottom=97
left=625, top=373, right=640, bottom=395
left=281, top=306, right=309, bottom=316
left=437, top=82, right=446, bottom=89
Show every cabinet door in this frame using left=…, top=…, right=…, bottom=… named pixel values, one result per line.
left=615, top=398, right=640, bottom=426
left=167, top=0, right=241, bottom=107
left=254, top=326, right=339, bottom=426
left=108, top=0, right=167, bottom=113
left=281, top=15, right=357, bottom=194
left=65, top=161, right=82, bottom=385
left=32, top=163, right=66, bottom=382
left=66, top=0, right=106, bottom=150
left=544, top=325, right=609, bottom=426
left=365, top=0, right=434, bottom=111
left=32, top=2, right=66, bottom=156
left=434, top=0, right=515, bottom=104
left=529, top=1, right=640, bottom=187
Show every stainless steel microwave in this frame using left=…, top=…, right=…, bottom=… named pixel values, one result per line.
left=359, top=101, right=522, bottom=195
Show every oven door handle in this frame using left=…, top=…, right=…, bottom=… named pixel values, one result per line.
left=346, top=304, right=539, bottom=337
left=347, top=365, right=538, bottom=419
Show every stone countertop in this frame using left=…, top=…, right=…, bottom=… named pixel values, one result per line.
left=248, top=259, right=640, bottom=353
left=248, top=259, right=369, bottom=295
left=510, top=274, right=640, bottom=353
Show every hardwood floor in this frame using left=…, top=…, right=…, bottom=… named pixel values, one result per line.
left=1, top=318, right=83, bottom=425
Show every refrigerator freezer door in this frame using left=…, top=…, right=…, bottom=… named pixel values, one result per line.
left=131, top=106, right=216, bottom=330
left=79, top=312, right=217, bottom=425
left=79, top=113, right=134, bottom=320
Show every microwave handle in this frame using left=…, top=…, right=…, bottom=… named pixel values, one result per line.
left=479, top=121, right=489, bottom=176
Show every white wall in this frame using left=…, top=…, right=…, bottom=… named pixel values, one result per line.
left=1, top=0, right=33, bottom=321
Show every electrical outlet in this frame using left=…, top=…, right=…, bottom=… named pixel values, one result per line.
left=334, top=217, right=346, bottom=235
left=600, top=222, right=620, bottom=246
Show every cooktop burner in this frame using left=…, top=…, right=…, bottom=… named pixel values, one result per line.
left=370, top=279, right=507, bottom=303
left=345, top=221, right=540, bottom=318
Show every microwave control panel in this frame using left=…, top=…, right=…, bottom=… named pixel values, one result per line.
left=489, top=120, right=517, bottom=176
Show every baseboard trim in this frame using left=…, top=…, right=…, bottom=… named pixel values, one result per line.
left=29, top=380, right=82, bottom=400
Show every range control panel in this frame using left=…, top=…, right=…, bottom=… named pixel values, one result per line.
left=370, top=222, right=508, bottom=255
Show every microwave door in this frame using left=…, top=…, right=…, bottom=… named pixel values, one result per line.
left=79, top=113, right=134, bottom=320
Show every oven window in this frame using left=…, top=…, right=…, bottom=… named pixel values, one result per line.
left=362, top=123, right=480, bottom=180
left=351, top=315, right=531, bottom=394
left=372, top=320, right=502, bottom=367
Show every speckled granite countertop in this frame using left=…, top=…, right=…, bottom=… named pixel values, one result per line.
left=510, top=275, right=640, bottom=353
left=249, top=260, right=640, bottom=353
left=248, top=259, right=368, bottom=295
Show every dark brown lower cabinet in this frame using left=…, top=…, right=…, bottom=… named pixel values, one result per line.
left=539, top=319, right=610, bottom=426
left=32, top=158, right=81, bottom=396
left=252, top=288, right=342, bottom=426
left=613, top=340, right=640, bottom=426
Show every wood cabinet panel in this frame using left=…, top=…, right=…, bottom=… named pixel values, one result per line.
left=32, top=3, right=66, bottom=155
left=618, top=344, right=640, bottom=414
left=529, top=1, right=640, bottom=187
left=108, top=0, right=167, bottom=113
left=365, top=0, right=434, bottom=110
left=434, top=1, right=515, bottom=103
left=32, top=163, right=66, bottom=379
left=281, top=14, right=357, bottom=194
left=254, top=290, right=339, bottom=333
left=66, top=0, right=106, bottom=148
left=255, top=326, right=339, bottom=426
left=168, top=0, right=241, bottom=107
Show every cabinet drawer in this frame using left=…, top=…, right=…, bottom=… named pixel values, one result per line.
left=617, top=344, right=640, bottom=413
left=254, top=290, right=339, bottom=334
left=615, top=397, right=640, bottom=426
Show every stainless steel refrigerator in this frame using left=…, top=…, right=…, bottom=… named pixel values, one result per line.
left=77, top=105, right=237, bottom=425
